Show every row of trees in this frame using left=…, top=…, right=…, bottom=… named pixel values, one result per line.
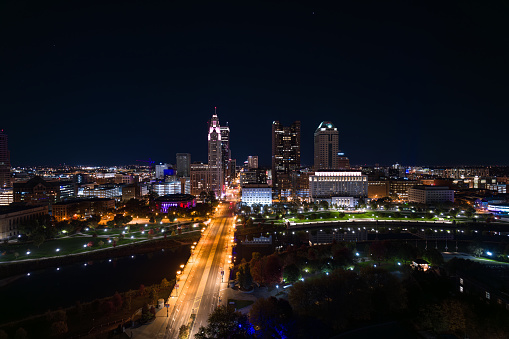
left=199, top=259, right=509, bottom=338
left=198, top=266, right=406, bottom=338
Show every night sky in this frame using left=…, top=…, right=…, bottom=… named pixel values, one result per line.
left=1, top=0, right=508, bottom=167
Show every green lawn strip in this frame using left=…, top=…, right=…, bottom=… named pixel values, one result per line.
left=227, top=299, right=254, bottom=310
left=0, top=230, right=200, bottom=262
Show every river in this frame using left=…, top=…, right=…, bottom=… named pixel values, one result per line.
left=0, top=245, right=191, bottom=324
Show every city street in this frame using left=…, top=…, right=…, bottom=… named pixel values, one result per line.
left=164, top=203, right=234, bottom=338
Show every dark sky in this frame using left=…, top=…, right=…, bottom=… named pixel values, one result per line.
left=1, top=0, right=508, bottom=167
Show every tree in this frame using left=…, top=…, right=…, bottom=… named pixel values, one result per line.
left=422, top=249, right=444, bottom=267
left=359, top=267, right=406, bottom=314
left=194, top=305, right=252, bottom=339
left=249, top=252, right=263, bottom=283
left=161, top=278, right=170, bottom=288
left=15, top=328, right=27, bottom=339
left=263, top=254, right=283, bottom=286
left=369, top=240, right=388, bottom=265
left=112, top=292, right=123, bottom=310
left=32, top=232, right=46, bottom=248
left=199, top=191, right=208, bottom=202
left=148, top=286, right=160, bottom=305
left=236, top=262, right=253, bottom=290
left=179, top=325, right=189, bottom=339
left=87, top=215, right=102, bottom=229
left=249, top=297, right=294, bottom=339
left=282, top=264, right=301, bottom=284
left=50, top=321, right=68, bottom=336
left=155, top=214, right=163, bottom=224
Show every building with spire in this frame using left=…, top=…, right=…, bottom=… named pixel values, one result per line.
left=208, top=109, right=223, bottom=197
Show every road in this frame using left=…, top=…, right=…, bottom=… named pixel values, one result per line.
left=165, top=203, right=234, bottom=338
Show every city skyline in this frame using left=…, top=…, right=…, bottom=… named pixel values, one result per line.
left=2, top=1, right=509, bottom=167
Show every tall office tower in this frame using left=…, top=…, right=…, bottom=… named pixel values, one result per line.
left=208, top=111, right=223, bottom=197
left=176, top=153, right=191, bottom=178
left=247, top=156, right=259, bottom=169
left=220, top=124, right=231, bottom=187
left=0, top=130, right=11, bottom=188
left=314, top=121, right=340, bottom=170
left=272, top=121, right=301, bottom=191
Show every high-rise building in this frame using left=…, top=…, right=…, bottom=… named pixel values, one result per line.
left=0, top=130, right=11, bottom=188
left=155, top=163, right=170, bottom=180
left=272, top=121, right=301, bottom=191
left=176, top=153, right=191, bottom=178
left=220, top=124, right=231, bottom=187
left=314, top=121, right=340, bottom=170
left=208, top=112, right=223, bottom=197
left=190, top=162, right=210, bottom=196
left=247, top=156, right=258, bottom=169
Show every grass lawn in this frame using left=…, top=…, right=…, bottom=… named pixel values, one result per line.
left=0, top=229, right=200, bottom=262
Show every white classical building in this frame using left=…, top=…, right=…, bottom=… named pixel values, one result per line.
left=241, top=184, right=272, bottom=206
left=408, top=185, right=454, bottom=204
left=309, top=171, right=368, bottom=199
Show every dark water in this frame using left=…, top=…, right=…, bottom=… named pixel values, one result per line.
left=0, top=245, right=190, bottom=324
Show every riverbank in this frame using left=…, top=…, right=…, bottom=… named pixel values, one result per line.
left=0, top=232, right=201, bottom=279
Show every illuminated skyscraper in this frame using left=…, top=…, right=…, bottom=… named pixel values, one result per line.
left=314, top=121, right=339, bottom=170
left=208, top=111, right=223, bottom=197
left=272, top=121, right=301, bottom=191
left=220, top=124, right=231, bottom=187
left=0, top=130, right=11, bottom=188
left=314, top=121, right=350, bottom=170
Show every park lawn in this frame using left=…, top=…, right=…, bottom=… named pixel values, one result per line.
left=0, top=236, right=142, bottom=260
left=0, top=229, right=199, bottom=262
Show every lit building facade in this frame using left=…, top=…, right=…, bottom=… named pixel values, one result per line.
left=190, top=163, right=210, bottom=196
left=153, top=178, right=190, bottom=196
left=272, top=121, right=301, bottom=191
left=309, top=171, right=368, bottom=199
left=314, top=121, right=339, bottom=170
left=155, top=164, right=170, bottom=180
left=154, top=194, right=196, bottom=213
left=0, top=188, right=13, bottom=206
left=241, top=184, right=272, bottom=206
left=247, top=156, right=258, bottom=169
left=240, top=169, right=267, bottom=186
left=80, top=184, right=121, bottom=200
left=53, top=198, right=115, bottom=221
left=408, top=186, right=454, bottom=204
left=0, top=205, right=48, bottom=240
left=208, top=113, right=223, bottom=197
left=13, top=177, right=75, bottom=205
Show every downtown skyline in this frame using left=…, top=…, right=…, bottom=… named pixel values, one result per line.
left=1, top=0, right=509, bottom=167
